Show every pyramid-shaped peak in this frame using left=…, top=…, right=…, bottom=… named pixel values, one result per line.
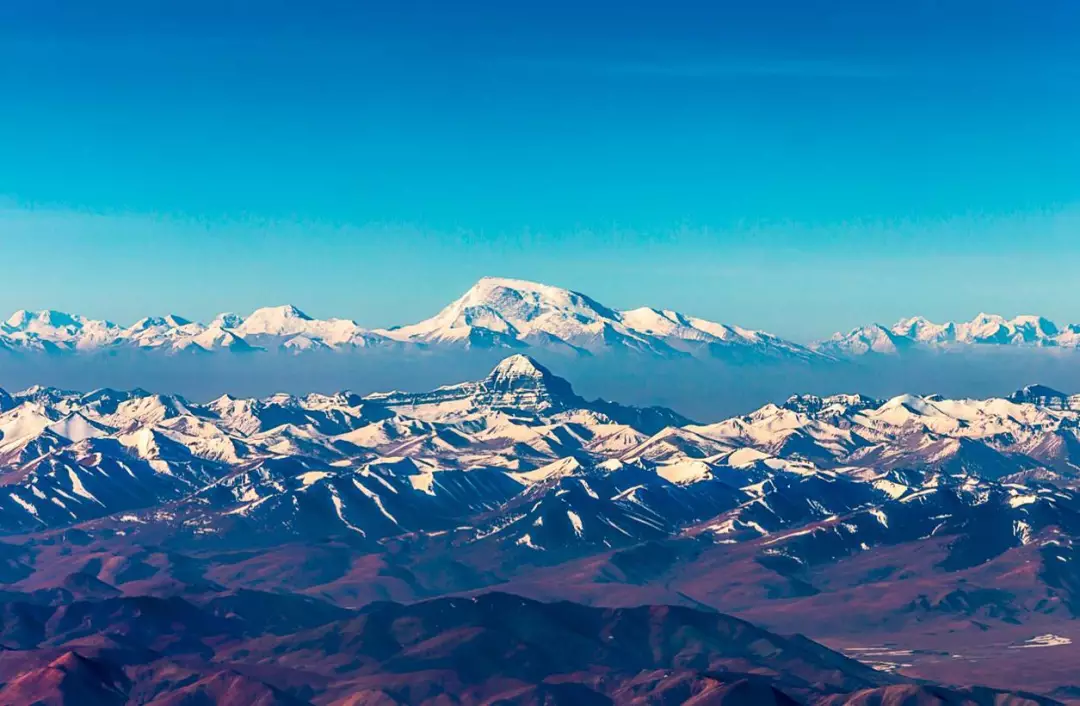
left=50, top=650, right=88, bottom=669
left=163, top=314, right=192, bottom=327
left=487, top=354, right=549, bottom=380
left=208, top=392, right=240, bottom=406
left=481, top=355, right=578, bottom=406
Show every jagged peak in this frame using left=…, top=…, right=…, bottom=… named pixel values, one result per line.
left=1007, top=384, right=1072, bottom=409
left=129, top=314, right=194, bottom=330
left=816, top=311, right=1080, bottom=356
left=5, top=309, right=88, bottom=330
left=971, top=312, right=1006, bottom=323
left=0, top=280, right=821, bottom=360
left=4, top=309, right=32, bottom=328
left=210, top=312, right=246, bottom=329
left=837, top=322, right=893, bottom=337
left=782, top=392, right=880, bottom=414
left=1012, top=383, right=1067, bottom=397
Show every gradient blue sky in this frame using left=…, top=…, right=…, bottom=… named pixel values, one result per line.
left=2, top=0, right=1079, bottom=341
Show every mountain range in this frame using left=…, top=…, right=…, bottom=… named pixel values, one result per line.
left=816, top=313, right=1080, bottom=356
left=7, top=276, right=1080, bottom=361
left=3, top=355, right=1080, bottom=538
left=2, top=356, right=1080, bottom=700
left=0, top=277, right=822, bottom=362
left=0, top=590, right=1051, bottom=705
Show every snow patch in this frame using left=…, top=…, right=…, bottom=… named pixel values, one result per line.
left=567, top=510, right=584, bottom=536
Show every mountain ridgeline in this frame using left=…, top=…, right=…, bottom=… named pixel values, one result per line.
left=10, top=277, right=1080, bottom=424
left=6, top=277, right=1080, bottom=359
left=0, top=357, right=1079, bottom=702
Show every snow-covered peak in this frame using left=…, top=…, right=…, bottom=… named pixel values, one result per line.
left=211, top=312, right=246, bottom=329
left=4, top=309, right=85, bottom=331
left=4, top=309, right=33, bottom=329
left=378, top=277, right=823, bottom=361
left=814, top=324, right=908, bottom=356
left=473, top=276, right=607, bottom=303
left=163, top=314, right=191, bottom=328
left=823, top=312, right=1080, bottom=356
left=890, top=316, right=956, bottom=344
left=186, top=326, right=253, bottom=352
left=1, top=309, right=120, bottom=350
left=619, top=307, right=692, bottom=333
left=486, top=354, right=549, bottom=382
left=1008, top=384, right=1077, bottom=410
left=0, top=278, right=831, bottom=360
left=963, top=313, right=1012, bottom=343
left=232, top=305, right=371, bottom=346
left=477, top=355, right=579, bottom=409
left=0, top=364, right=1079, bottom=545
left=237, top=305, right=314, bottom=335
left=955, top=313, right=1065, bottom=345
left=782, top=392, right=880, bottom=416
left=1009, top=315, right=1059, bottom=340
left=382, top=277, right=617, bottom=346
left=457, top=277, right=613, bottom=322
left=128, top=315, right=195, bottom=331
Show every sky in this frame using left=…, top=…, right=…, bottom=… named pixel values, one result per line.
left=1, top=0, right=1079, bottom=341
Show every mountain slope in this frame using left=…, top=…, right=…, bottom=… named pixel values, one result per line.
left=0, top=591, right=1052, bottom=705
left=379, top=276, right=826, bottom=361
left=1, top=365, right=1080, bottom=698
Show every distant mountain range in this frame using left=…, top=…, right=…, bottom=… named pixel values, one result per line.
left=7, top=276, right=1076, bottom=362
left=815, top=313, right=1080, bottom=356
left=0, top=277, right=822, bottom=362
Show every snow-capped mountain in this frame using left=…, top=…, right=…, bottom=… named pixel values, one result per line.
left=2, top=353, right=1080, bottom=560
left=378, top=277, right=824, bottom=361
left=7, top=352, right=1080, bottom=698
left=11, top=282, right=1080, bottom=369
left=813, top=324, right=916, bottom=357
left=366, top=354, right=690, bottom=433
left=0, top=356, right=692, bottom=535
left=819, top=313, right=1080, bottom=356
left=0, top=277, right=823, bottom=362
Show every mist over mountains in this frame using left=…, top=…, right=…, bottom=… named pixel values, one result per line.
left=5, top=277, right=1080, bottom=420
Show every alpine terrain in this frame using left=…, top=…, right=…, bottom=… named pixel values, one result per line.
left=0, top=356, right=1078, bottom=702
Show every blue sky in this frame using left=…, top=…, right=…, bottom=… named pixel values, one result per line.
left=1, top=0, right=1079, bottom=340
